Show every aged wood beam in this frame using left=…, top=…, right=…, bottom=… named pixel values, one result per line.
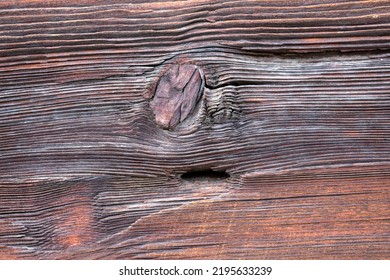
left=0, top=0, right=389, bottom=259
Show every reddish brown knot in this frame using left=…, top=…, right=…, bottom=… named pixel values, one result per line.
left=150, top=64, right=204, bottom=129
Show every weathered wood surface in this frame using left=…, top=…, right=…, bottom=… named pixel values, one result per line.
left=0, top=0, right=389, bottom=259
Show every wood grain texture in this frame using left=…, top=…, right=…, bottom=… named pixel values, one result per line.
left=0, top=0, right=389, bottom=259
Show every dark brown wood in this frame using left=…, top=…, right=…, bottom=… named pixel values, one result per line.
left=0, top=0, right=389, bottom=259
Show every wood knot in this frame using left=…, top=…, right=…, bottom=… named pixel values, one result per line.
left=150, top=64, right=204, bottom=129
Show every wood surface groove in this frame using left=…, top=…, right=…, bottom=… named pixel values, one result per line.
left=1, top=0, right=389, bottom=259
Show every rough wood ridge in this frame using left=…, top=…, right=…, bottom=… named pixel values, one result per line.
left=0, top=0, right=389, bottom=259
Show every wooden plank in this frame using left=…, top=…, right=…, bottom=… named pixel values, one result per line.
left=1, top=52, right=389, bottom=179
left=1, top=0, right=390, bottom=57
left=0, top=0, right=389, bottom=259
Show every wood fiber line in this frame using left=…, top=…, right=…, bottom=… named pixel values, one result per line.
left=0, top=0, right=389, bottom=259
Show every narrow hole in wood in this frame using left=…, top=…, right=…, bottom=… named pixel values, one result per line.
left=181, top=170, right=230, bottom=182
